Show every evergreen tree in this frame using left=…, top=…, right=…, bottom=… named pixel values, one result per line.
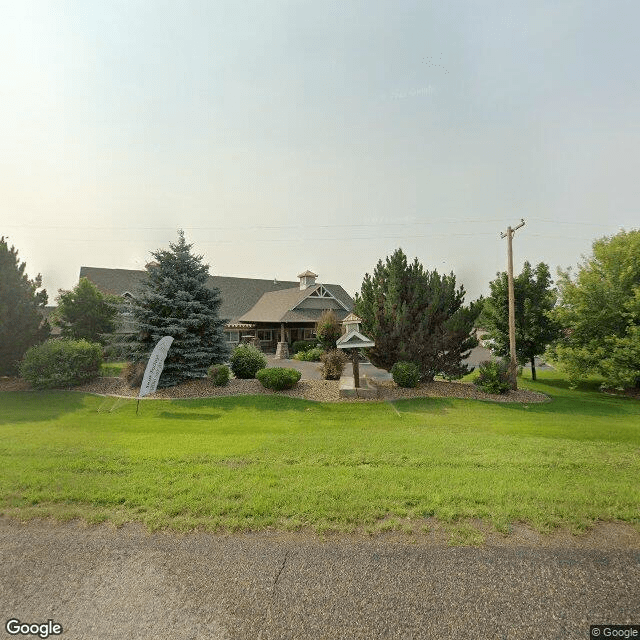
left=480, top=261, right=561, bottom=380
left=0, top=236, right=50, bottom=375
left=54, top=277, right=119, bottom=344
left=124, top=230, right=229, bottom=387
left=354, top=248, right=481, bottom=381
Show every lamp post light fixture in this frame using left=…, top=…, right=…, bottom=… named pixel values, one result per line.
left=336, top=313, right=375, bottom=388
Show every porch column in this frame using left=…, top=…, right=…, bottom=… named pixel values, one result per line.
left=275, top=322, right=289, bottom=360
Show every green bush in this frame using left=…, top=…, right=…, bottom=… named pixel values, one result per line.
left=316, top=309, right=342, bottom=351
left=293, top=346, right=324, bottom=362
left=391, top=361, right=420, bottom=388
left=230, top=343, right=267, bottom=379
left=122, top=361, right=145, bottom=388
left=20, top=339, right=103, bottom=389
left=256, top=367, right=302, bottom=391
left=320, top=349, right=347, bottom=380
left=473, top=359, right=511, bottom=394
left=292, top=339, right=317, bottom=354
left=207, top=364, right=230, bottom=386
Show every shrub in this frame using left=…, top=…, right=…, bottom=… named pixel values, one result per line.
left=230, top=343, right=267, bottom=379
left=293, top=346, right=324, bottom=362
left=20, top=339, right=103, bottom=389
left=292, top=339, right=317, bottom=354
left=391, top=361, right=420, bottom=388
left=256, top=367, right=301, bottom=390
left=320, top=349, right=347, bottom=380
left=207, top=364, right=230, bottom=386
left=473, top=359, right=511, bottom=394
left=316, top=309, right=342, bottom=350
left=122, top=361, right=146, bottom=388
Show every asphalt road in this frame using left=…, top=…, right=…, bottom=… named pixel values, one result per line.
left=1, top=521, right=638, bottom=640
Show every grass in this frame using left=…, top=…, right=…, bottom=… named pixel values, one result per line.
left=100, top=361, right=126, bottom=377
left=0, top=369, right=638, bottom=538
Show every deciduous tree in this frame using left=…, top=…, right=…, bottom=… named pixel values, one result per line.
left=315, top=309, right=341, bottom=351
left=54, top=277, right=119, bottom=344
left=549, top=229, right=640, bottom=389
left=480, top=261, right=560, bottom=380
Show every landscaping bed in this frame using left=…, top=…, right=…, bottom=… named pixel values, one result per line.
left=0, top=375, right=549, bottom=404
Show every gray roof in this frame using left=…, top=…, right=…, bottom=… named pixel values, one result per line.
left=41, top=306, right=61, bottom=335
left=79, top=267, right=300, bottom=323
left=238, top=283, right=354, bottom=324
left=280, top=308, right=351, bottom=323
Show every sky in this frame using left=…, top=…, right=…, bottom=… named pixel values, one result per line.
left=2, top=0, right=639, bottom=303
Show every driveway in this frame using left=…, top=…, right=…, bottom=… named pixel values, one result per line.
left=267, top=345, right=503, bottom=382
left=265, top=355, right=392, bottom=382
left=1, top=520, right=638, bottom=639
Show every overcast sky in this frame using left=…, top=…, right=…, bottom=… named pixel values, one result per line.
left=2, top=1, right=638, bottom=303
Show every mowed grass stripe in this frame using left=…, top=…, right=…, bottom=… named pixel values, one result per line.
left=0, top=371, right=638, bottom=533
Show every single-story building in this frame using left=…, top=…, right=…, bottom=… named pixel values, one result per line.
left=80, top=267, right=354, bottom=352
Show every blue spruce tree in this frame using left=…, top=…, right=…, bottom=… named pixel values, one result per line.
left=126, top=230, right=229, bottom=387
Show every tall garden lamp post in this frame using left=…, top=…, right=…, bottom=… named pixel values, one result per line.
left=336, top=313, right=374, bottom=388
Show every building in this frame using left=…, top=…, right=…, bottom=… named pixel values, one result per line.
left=79, top=267, right=354, bottom=352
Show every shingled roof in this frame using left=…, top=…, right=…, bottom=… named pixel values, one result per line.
left=79, top=267, right=299, bottom=324
left=238, top=283, right=354, bottom=324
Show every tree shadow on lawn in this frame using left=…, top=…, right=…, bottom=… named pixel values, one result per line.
left=524, top=376, right=602, bottom=394
left=392, top=391, right=631, bottom=419
left=492, top=394, right=631, bottom=418
left=0, top=391, right=87, bottom=424
left=168, top=395, right=312, bottom=413
left=388, top=398, right=456, bottom=414
left=157, top=411, right=223, bottom=421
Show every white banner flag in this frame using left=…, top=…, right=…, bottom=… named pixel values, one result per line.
left=138, top=336, right=174, bottom=398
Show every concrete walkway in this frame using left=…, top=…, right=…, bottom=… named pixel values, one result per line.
left=266, top=355, right=391, bottom=382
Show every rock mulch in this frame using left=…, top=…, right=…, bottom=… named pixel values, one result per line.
left=1, top=376, right=549, bottom=403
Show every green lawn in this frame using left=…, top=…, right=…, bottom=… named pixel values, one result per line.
left=100, top=361, right=126, bottom=377
left=1, top=370, right=638, bottom=538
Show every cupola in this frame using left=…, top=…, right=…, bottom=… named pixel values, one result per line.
left=297, top=270, right=318, bottom=290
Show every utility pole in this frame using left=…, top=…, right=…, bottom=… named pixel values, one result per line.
left=500, top=218, right=525, bottom=390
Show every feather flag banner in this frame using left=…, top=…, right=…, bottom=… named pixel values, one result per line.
left=138, top=336, right=174, bottom=398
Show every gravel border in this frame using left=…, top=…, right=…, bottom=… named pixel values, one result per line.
left=0, top=376, right=549, bottom=403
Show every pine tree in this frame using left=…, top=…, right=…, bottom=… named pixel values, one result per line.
left=124, top=230, right=229, bottom=387
left=0, top=237, right=50, bottom=375
left=480, top=261, right=560, bottom=380
left=354, top=248, right=481, bottom=381
left=54, top=277, right=119, bottom=344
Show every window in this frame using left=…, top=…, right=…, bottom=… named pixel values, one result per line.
left=224, top=331, right=239, bottom=343
left=257, top=329, right=272, bottom=342
left=302, top=328, right=316, bottom=340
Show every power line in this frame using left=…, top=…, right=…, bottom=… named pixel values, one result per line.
left=2, top=219, right=504, bottom=232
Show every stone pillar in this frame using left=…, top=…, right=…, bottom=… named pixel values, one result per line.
left=275, top=342, right=289, bottom=359
left=275, top=323, right=289, bottom=359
